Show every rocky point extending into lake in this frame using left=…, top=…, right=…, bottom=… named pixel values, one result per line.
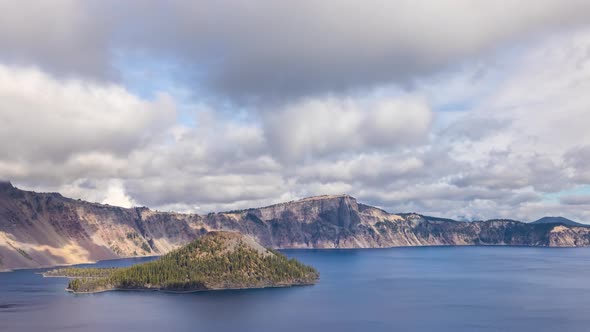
left=44, top=231, right=319, bottom=294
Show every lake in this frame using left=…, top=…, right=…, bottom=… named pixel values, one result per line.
left=2, top=246, right=590, bottom=332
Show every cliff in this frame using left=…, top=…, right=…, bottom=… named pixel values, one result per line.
left=0, top=182, right=204, bottom=271
left=1, top=182, right=589, bottom=271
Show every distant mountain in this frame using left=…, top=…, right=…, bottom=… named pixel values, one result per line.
left=396, top=213, right=459, bottom=223
left=3, top=181, right=590, bottom=272
left=531, top=216, right=586, bottom=227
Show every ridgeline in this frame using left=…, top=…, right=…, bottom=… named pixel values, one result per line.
left=3, top=182, right=590, bottom=272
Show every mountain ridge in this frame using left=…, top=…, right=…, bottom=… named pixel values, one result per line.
left=531, top=216, right=585, bottom=227
left=2, top=183, right=590, bottom=271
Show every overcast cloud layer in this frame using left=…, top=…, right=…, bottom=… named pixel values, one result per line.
left=1, top=1, right=590, bottom=222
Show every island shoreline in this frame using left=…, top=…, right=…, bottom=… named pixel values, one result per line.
left=4, top=244, right=588, bottom=274
left=60, top=281, right=318, bottom=295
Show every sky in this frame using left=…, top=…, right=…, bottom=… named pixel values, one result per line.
left=1, top=1, right=590, bottom=222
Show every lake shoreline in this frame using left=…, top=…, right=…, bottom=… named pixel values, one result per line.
left=2, top=244, right=588, bottom=274
left=61, top=281, right=318, bottom=295
left=41, top=271, right=317, bottom=295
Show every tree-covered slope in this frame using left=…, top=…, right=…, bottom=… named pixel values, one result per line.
left=45, top=231, right=319, bottom=293
left=531, top=216, right=586, bottom=227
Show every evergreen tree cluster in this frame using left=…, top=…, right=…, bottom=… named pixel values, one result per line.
left=47, top=233, right=319, bottom=293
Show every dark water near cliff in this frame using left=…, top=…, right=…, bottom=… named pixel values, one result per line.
left=2, top=247, right=590, bottom=332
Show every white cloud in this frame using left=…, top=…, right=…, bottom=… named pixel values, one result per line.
left=265, top=95, right=432, bottom=162
left=101, top=180, right=136, bottom=208
left=294, top=154, right=424, bottom=184
left=560, top=195, right=590, bottom=206
left=2, top=6, right=590, bottom=223
left=0, top=64, right=176, bottom=186
left=55, top=178, right=135, bottom=208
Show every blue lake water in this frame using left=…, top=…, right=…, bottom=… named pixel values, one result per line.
left=2, top=246, right=590, bottom=331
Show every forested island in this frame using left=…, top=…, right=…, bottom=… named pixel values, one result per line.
left=44, top=231, right=319, bottom=293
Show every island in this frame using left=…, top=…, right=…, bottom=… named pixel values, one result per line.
left=44, top=231, right=319, bottom=293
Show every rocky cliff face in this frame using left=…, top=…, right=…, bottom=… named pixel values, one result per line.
left=0, top=182, right=205, bottom=271
left=1, top=181, right=589, bottom=271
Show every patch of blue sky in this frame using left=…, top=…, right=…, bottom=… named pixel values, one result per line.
left=112, top=50, right=260, bottom=129
left=112, top=50, right=208, bottom=127
left=421, top=35, right=538, bottom=116
left=542, top=185, right=590, bottom=203
left=112, top=50, right=181, bottom=98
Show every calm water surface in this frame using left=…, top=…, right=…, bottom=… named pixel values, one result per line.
left=2, top=247, right=590, bottom=332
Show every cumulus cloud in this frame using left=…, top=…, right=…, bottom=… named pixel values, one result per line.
left=265, top=96, right=432, bottom=161
left=2, top=3, right=590, bottom=223
left=450, top=153, right=571, bottom=193
left=413, top=27, right=590, bottom=220
left=58, top=179, right=136, bottom=208
left=0, top=64, right=176, bottom=186
left=294, top=154, right=424, bottom=184
left=560, top=195, right=590, bottom=206
left=105, top=109, right=282, bottom=208
left=565, top=146, right=590, bottom=183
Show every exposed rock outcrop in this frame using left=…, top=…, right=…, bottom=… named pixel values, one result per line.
left=1, top=182, right=589, bottom=271
left=0, top=182, right=204, bottom=271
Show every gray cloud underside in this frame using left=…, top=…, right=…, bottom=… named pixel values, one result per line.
left=2, top=1, right=590, bottom=102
